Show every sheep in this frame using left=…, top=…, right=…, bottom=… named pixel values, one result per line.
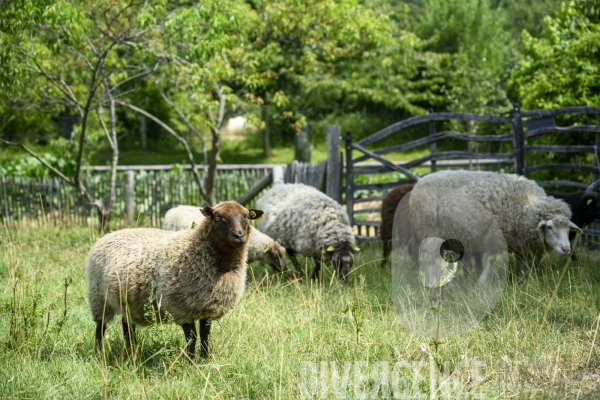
left=256, top=183, right=358, bottom=281
left=379, top=183, right=415, bottom=267
left=546, top=191, right=600, bottom=261
left=162, top=205, right=288, bottom=272
left=408, top=170, right=582, bottom=282
left=87, top=201, right=264, bottom=360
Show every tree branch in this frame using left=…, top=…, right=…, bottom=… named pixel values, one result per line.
left=115, top=100, right=208, bottom=201
left=155, top=84, right=208, bottom=165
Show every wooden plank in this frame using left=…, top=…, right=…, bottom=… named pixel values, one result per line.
left=526, top=164, right=599, bottom=173
left=353, top=220, right=381, bottom=226
left=526, top=125, right=600, bottom=139
left=272, top=166, right=284, bottom=185
left=353, top=208, right=380, bottom=214
left=429, top=109, right=437, bottom=173
left=400, top=151, right=513, bottom=170
left=82, top=164, right=286, bottom=172
left=525, top=145, right=596, bottom=153
left=236, top=172, right=273, bottom=206
left=357, top=113, right=512, bottom=147
left=351, top=143, right=421, bottom=182
left=354, top=195, right=385, bottom=203
left=512, top=103, right=526, bottom=176
left=345, top=131, right=354, bottom=227
left=353, top=130, right=513, bottom=164
left=521, top=106, right=600, bottom=118
left=536, top=180, right=589, bottom=189
left=125, top=170, right=135, bottom=227
left=326, top=125, right=342, bottom=203
left=355, top=235, right=382, bottom=243
left=354, top=181, right=410, bottom=191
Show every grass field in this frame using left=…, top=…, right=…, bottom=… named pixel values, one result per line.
left=2, top=225, right=600, bottom=399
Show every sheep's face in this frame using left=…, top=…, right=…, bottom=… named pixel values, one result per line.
left=327, top=242, right=359, bottom=282
left=201, top=202, right=264, bottom=248
left=263, top=241, right=288, bottom=272
left=537, top=216, right=582, bottom=256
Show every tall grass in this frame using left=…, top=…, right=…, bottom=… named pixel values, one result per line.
left=1, top=224, right=600, bottom=398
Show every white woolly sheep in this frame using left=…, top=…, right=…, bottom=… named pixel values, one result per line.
left=408, top=170, right=582, bottom=281
left=162, top=205, right=288, bottom=272
left=256, top=183, right=358, bottom=281
left=87, top=201, right=264, bottom=360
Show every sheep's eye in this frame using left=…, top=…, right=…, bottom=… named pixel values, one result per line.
left=215, top=216, right=221, bottom=221
left=546, top=225, right=552, bottom=230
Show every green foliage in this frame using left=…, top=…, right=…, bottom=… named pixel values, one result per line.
left=511, top=1, right=600, bottom=110
left=418, top=0, right=513, bottom=115
left=510, top=0, right=600, bottom=186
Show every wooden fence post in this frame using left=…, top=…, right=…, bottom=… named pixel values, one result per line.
left=272, top=166, right=284, bottom=185
left=429, top=108, right=437, bottom=173
left=512, top=103, right=526, bottom=175
left=345, top=131, right=354, bottom=227
left=125, top=170, right=135, bottom=227
left=326, top=125, right=342, bottom=203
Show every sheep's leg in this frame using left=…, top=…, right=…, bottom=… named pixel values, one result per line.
left=287, top=249, right=305, bottom=275
left=199, top=318, right=211, bottom=359
left=122, top=317, right=136, bottom=349
left=95, top=322, right=107, bottom=348
left=381, top=240, right=391, bottom=268
left=569, top=232, right=578, bottom=262
left=312, top=257, right=322, bottom=280
left=182, top=323, right=198, bottom=362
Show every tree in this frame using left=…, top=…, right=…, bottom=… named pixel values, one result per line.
left=418, top=0, right=513, bottom=116
left=0, top=0, right=164, bottom=231
left=510, top=0, right=600, bottom=109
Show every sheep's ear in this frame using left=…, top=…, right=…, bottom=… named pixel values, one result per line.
left=201, top=206, right=214, bottom=218
left=327, top=245, right=335, bottom=252
left=264, top=247, right=270, bottom=253
left=570, top=221, right=583, bottom=234
left=191, top=221, right=198, bottom=229
left=248, top=209, right=264, bottom=221
left=536, top=220, right=547, bottom=230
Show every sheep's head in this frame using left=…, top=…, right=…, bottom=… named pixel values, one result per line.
left=201, top=202, right=264, bottom=248
left=537, top=216, right=582, bottom=256
left=582, top=192, right=600, bottom=221
left=263, top=240, right=288, bottom=272
left=326, top=241, right=360, bottom=282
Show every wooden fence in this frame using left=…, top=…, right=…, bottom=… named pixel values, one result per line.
left=0, top=165, right=275, bottom=228
left=346, top=104, right=600, bottom=247
left=0, top=125, right=344, bottom=228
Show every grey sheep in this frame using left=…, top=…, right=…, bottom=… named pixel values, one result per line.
left=409, top=170, right=582, bottom=281
left=256, top=183, right=358, bottom=281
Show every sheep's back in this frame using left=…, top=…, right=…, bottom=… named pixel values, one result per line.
left=162, top=205, right=204, bottom=231
left=257, top=184, right=353, bottom=257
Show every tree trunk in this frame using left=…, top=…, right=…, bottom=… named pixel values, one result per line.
left=262, top=105, right=271, bottom=157
left=205, top=132, right=221, bottom=206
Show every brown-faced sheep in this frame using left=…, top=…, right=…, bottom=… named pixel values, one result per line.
left=87, top=201, right=263, bottom=360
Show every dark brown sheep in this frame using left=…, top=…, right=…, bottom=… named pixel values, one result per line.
left=379, top=183, right=415, bottom=267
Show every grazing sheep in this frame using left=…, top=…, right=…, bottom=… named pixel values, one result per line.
left=379, top=183, right=415, bottom=267
left=409, top=170, right=582, bottom=281
left=87, top=201, right=264, bottom=360
left=546, top=191, right=600, bottom=261
left=256, top=183, right=357, bottom=281
left=163, top=205, right=288, bottom=272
